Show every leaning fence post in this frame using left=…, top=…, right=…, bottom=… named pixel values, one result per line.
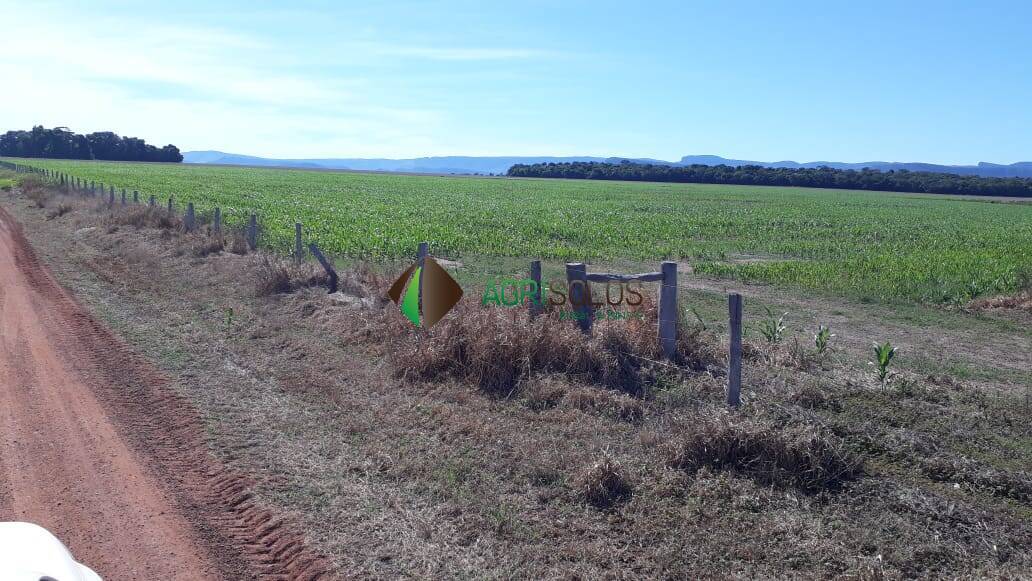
left=294, top=223, right=304, bottom=262
left=308, top=243, right=338, bottom=293
left=659, top=261, right=678, bottom=359
left=566, top=262, right=592, bottom=333
left=728, top=293, right=743, bottom=407
left=247, top=213, right=258, bottom=250
left=213, top=208, right=222, bottom=237
left=530, top=260, right=543, bottom=316
left=184, top=202, right=195, bottom=232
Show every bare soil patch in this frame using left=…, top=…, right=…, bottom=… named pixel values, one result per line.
left=0, top=200, right=333, bottom=579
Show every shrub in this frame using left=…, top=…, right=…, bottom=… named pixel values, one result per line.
left=252, top=254, right=328, bottom=296
left=106, top=205, right=182, bottom=230
left=666, top=418, right=862, bottom=492
left=391, top=298, right=721, bottom=398
left=523, top=378, right=566, bottom=411
left=577, top=455, right=632, bottom=508
left=228, top=230, right=250, bottom=255
left=189, top=236, right=225, bottom=257
left=46, top=202, right=73, bottom=220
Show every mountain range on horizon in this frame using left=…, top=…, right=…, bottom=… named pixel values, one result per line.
left=183, top=150, right=1032, bottom=179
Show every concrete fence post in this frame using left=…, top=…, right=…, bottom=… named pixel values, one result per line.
left=184, top=202, right=195, bottom=232
left=247, top=213, right=258, bottom=250
left=728, top=293, right=743, bottom=407
left=566, top=262, right=592, bottom=333
left=659, top=261, right=678, bottom=359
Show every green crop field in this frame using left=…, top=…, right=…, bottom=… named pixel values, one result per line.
left=7, top=158, right=1032, bottom=303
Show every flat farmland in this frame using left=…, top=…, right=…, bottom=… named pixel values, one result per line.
left=10, top=158, right=1032, bottom=302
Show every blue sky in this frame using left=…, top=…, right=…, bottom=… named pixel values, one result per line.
left=2, top=0, right=1030, bottom=163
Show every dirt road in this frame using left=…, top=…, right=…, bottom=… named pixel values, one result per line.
left=0, top=207, right=332, bottom=579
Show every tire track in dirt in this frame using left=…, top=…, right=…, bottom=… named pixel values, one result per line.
left=0, top=205, right=335, bottom=579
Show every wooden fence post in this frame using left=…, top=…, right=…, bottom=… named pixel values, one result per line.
left=167, top=197, right=174, bottom=215
left=728, top=293, right=743, bottom=407
left=294, top=223, right=304, bottom=262
left=308, top=243, right=339, bottom=293
left=133, top=190, right=139, bottom=204
left=108, top=188, right=114, bottom=206
left=213, top=208, right=222, bottom=237
left=566, top=262, right=592, bottom=333
left=184, top=202, right=195, bottom=232
left=121, top=189, right=127, bottom=205
left=247, top=213, right=258, bottom=250
left=148, top=195, right=156, bottom=207
left=530, top=260, right=543, bottom=316
left=659, top=261, right=678, bottom=359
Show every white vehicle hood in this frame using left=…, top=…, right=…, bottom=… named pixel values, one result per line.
left=0, top=522, right=102, bottom=581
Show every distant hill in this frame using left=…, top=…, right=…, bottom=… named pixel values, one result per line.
left=677, top=156, right=1032, bottom=178
left=183, top=150, right=1032, bottom=178
left=184, top=151, right=626, bottom=175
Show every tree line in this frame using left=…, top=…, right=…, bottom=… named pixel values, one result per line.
left=507, top=160, right=1032, bottom=198
left=0, top=126, right=183, bottom=163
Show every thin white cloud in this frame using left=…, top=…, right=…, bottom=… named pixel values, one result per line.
left=0, top=1, right=563, bottom=158
left=366, top=45, right=551, bottom=61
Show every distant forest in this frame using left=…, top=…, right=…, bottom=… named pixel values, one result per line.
left=0, top=126, right=182, bottom=163
left=507, top=160, right=1032, bottom=198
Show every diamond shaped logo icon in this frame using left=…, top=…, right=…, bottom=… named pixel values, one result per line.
left=387, top=256, right=463, bottom=328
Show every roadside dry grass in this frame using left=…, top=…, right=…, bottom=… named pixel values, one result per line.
left=3, top=184, right=1031, bottom=578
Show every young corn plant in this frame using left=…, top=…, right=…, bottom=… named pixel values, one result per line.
left=759, top=307, right=787, bottom=346
left=814, top=325, right=833, bottom=357
left=871, top=341, right=897, bottom=383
